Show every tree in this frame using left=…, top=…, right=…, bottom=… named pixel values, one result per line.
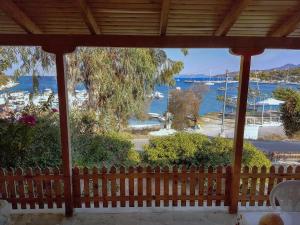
left=168, top=84, right=207, bottom=130
left=64, top=48, right=183, bottom=131
left=280, top=93, right=300, bottom=137
left=0, top=47, right=184, bottom=131
left=0, top=47, right=54, bottom=93
left=0, top=72, right=9, bottom=86
left=273, top=87, right=300, bottom=137
left=273, top=87, right=297, bottom=101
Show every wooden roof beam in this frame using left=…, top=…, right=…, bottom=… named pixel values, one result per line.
left=2, top=35, right=300, bottom=49
left=0, top=0, right=42, bottom=34
left=214, top=0, right=252, bottom=36
left=75, top=0, right=101, bottom=35
left=269, top=7, right=300, bottom=37
left=160, top=0, right=171, bottom=36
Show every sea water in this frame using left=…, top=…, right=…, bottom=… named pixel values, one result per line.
left=1, top=76, right=299, bottom=125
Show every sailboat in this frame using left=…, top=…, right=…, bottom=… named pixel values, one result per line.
left=204, top=70, right=214, bottom=86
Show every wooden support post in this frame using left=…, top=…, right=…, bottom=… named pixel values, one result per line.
left=42, top=45, right=76, bottom=217
left=228, top=48, right=264, bottom=214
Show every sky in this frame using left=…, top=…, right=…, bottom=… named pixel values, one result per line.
left=165, top=49, right=300, bottom=75
left=5, top=48, right=300, bottom=76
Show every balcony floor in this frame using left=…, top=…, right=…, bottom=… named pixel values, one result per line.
left=8, top=209, right=237, bottom=225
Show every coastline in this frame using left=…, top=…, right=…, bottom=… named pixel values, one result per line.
left=0, top=80, right=19, bottom=91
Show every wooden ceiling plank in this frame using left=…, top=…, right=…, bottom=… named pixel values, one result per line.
left=75, top=0, right=101, bottom=35
left=269, top=8, right=300, bottom=37
left=0, top=0, right=42, bottom=34
left=214, top=0, right=252, bottom=36
left=159, top=0, right=171, bottom=36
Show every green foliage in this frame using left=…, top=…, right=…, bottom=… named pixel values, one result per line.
left=0, top=72, right=9, bottom=86
left=1, top=47, right=184, bottom=131
left=144, top=133, right=209, bottom=166
left=0, top=111, right=61, bottom=168
left=65, top=48, right=183, bottom=131
left=144, top=132, right=271, bottom=168
left=250, top=67, right=300, bottom=82
left=0, top=105, right=140, bottom=168
left=273, top=87, right=300, bottom=137
left=280, top=93, right=300, bottom=137
left=126, top=149, right=141, bottom=166
left=0, top=47, right=54, bottom=93
left=72, top=131, right=137, bottom=167
left=273, top=87, right=297, bottom=101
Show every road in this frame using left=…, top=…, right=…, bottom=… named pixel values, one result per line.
left=251, top=140, right=300, bottom=153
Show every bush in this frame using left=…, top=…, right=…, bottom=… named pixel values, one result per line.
left=143, top=132, right=271, bottom=168
left=72, top=131, right=138, bottom=167
left=143, top=132, right=209, bottom=166
left=280, top=94, right=300, bottom=137
left=0, top=106, right=140, bottom=168
left=273, top=87, right=300, bottom=137
left=0, top=111, right=61, bottom=168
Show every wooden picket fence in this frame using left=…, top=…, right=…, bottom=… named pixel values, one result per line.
left=0, top=165, right=300, bottom=209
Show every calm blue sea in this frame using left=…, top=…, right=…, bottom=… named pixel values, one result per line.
left=2, top=76, right=300, bottom=124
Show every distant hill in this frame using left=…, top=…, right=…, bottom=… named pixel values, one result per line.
left=175, top=74, right=209, bottom=79
left=214, top=63, right=300, bottom=80
left=266, top=63, right=300, bottom=71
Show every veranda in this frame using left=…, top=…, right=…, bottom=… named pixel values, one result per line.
left=1, top=0, right=300, bottom=222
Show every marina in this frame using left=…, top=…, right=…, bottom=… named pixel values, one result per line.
left=1, top=75, right=299, bottom=138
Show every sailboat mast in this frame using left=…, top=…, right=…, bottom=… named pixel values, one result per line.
left=221, top=70, right=229, bottom=135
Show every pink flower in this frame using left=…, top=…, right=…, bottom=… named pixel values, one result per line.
left=18, top=114, right=36, bottom=126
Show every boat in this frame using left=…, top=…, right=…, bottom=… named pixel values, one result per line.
left=204, top=81, right=214, bottom=86
left=151, top=91, right=164, bottom=99
left=0, top=80, right=19, bottom=91
left=204, top=70, right=215, bottom=86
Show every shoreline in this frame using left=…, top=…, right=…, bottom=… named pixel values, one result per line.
left=0, top=80, right=19, bottom=91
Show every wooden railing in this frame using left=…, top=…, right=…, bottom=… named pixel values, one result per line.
left=0, top=165, right=300, bottom=209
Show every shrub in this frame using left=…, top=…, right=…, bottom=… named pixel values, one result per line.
left=280, top=94, right=300, bottom=137
left=0, top=106, right=140, bottom=168
left=0, top=111, right=61, bottom=168
left=126, top=149, right=141, bottom=166
left=143, top=132, right=210, bottom=166
left=273, top=87, right=300, bottom=137
left=72, top=131, right=136, bottom=167
left=143, top=132, right=271, bottom=168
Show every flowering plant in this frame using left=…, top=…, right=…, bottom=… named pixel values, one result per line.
left=18, top=114, right=36, bottom=126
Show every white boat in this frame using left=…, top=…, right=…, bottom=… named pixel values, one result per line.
left=204, top=82, right=214, bottom=86
left=0, top=80, right=19, bottom=91
left=152, top=91, right=164, bottom=99
left=205, top=70, right=215, bottom=86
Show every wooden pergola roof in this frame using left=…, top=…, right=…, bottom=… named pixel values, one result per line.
left=1, top=0, right=300, bottom=38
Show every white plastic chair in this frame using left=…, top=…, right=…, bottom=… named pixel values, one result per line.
left=270, top=180, right=300, bottom=212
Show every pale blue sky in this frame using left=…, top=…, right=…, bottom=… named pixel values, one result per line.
left=165, top=49, right=300, bottom=75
